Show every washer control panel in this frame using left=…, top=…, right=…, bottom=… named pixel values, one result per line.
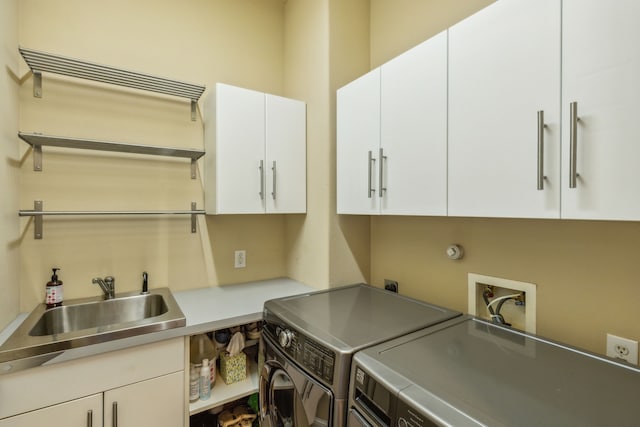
left=264, top=312, right=335, bottom=385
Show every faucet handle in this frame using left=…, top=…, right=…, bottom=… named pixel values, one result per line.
left=104, top=276, right=115, bottom=286
left=141, top=272, right=149, bottom=294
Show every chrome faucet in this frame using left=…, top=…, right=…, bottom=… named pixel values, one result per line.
left=92, top=276, right=115, bottom=299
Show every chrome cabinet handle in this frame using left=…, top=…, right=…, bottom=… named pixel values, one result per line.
left=569, top=101, right=579, bottom=188
left=271, top=161, right=277, bottom=200
left=259, top=160, right=265, bottom=199
left=112, top=401, right=118, bottom=427
left=379, top=148, right=387, bottom=198
left=367, top=151, right=376, bottom=198
left=537, top=110, right=547, bottom=190
left=86, top=410, right=93, bottom=427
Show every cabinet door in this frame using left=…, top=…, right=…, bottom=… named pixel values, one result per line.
left=448, top=0, right=561, bottom=218
left=214, top=83, right=266, bottom=214
left=380, top=31, right=447, bottom=215
left=337, top=68, right=381, bottom=214
left=561, top=0, right=640, bottom=220
left=0, top=394, right=102, bottom=427
left=104, top=371, right=184, bottom=427
left=265, top=94, right=306, bottom=213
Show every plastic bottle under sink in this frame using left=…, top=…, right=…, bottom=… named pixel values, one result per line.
left=190, top=334, right=217, bottom=388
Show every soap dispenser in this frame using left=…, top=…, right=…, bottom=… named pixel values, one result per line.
left=45, top=267, right=63, bottom=308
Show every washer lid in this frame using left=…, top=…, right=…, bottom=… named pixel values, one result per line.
left=364, top=317, right=640, bottom=427
left=264, top=284, right=460, bottom=353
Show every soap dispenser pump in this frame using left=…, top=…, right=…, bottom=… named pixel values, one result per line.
left=46, top=267, right=63, bottom=308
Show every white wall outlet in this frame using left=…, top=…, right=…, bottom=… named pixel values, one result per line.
left=606, top=333, right=638, bottom=365
left=234, top=250, right=246, bottom=268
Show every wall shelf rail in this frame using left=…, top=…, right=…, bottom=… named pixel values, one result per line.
left=19, top=201, right=205, bottom=239
left=18, top=132, right=205, bottom=179
left=19, top=46, right=206, bottom=120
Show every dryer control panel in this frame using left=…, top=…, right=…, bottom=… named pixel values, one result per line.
left=264, top=310, right=336, bottom=385
left=352, top=365, right=439, bottom=427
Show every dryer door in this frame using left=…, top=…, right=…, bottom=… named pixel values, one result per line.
left=260, top=336, right=333, bottom=426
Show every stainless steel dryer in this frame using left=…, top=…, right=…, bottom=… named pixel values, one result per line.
left=348, top=315, right=640, bottom=427
left=259, top=284, right=461, bottom=427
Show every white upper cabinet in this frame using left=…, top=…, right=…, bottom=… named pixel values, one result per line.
left=337, top=31, right=448, bottom=215
left=381, top=31, right=448, bottom=215
left=204, top=83, right=306, bottom=214
left=561, top=0, right=640, bottom=220
left=265, top=94, right=307, bottom=214
left=448, top=0, right=561, bottom=218
left=337, top=68, right=381, bottom=215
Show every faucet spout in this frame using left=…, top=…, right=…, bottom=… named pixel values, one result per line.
left=92, top=276, right=115, bottom=299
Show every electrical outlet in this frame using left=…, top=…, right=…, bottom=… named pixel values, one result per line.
left=384, top=279, right=398, bottom=293
left=234, top=250, right=246, bottom=269
left=606, top=333, right=638, bottom=365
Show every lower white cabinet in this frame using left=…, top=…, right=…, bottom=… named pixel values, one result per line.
left=0, top=338, right=185, bottom=427
left=0, top=394, right=102, bottom=427
left=0, top=372, right=182, bottom=427
left=104, top=371, right=184, bottom=427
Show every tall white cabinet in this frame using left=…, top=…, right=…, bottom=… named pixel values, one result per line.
left=561, top=0, right=640, bottom=220
left=448, top=0, right=561, bottom=218
left=337, top=31, right=448, bottom=216
left=204, top=83, right=306, bottom=215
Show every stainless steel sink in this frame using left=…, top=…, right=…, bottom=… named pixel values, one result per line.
left=29, top=293, right=169, bottom=336
left=0, top=288, right=185, bottom=370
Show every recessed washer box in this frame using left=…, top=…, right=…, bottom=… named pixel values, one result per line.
left=467, top=273, right=537, bottom=333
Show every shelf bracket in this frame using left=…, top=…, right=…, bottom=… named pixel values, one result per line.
left=33, top=71, right=42, bottom=98
left=191, top=100, right=197, bottom=122
left=34, top=200, right=43, bottom=239
left=190, top=159, right=197, bottom=179
left=33, top=145, right=43, bottom=171
left=191, top=202, right=198, bottom=233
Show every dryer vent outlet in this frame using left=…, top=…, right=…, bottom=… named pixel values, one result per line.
left=384, top=279, right=398, bottom=293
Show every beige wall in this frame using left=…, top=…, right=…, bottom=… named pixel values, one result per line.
left=282, top=0, right=371, bottom=288
left=17, top=0, right=290, bottom=311
left=328, top=0, right=371, bottom=286
left=367, top=0, right=640, bottom=356
left=282, top=0, right=331, bottom=288
left=370, top=0, right=495, bottom=68
left=0, top=0, right=20, bottom=328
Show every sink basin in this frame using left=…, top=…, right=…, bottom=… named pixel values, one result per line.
left=0, top=288, right=185, bottom=370
left=29, top=293, right=169, bottom=336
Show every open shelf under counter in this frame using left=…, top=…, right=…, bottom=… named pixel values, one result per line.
left=189, top=359, right=258, bottom=415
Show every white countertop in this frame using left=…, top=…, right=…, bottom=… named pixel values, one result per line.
left=0, top=277, right=316, bottom=373
left=173, top=277, right=316, bottom=333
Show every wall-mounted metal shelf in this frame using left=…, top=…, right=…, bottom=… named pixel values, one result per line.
left=19, top=47, right=206, bottom=120
left=19, top=201, right=205, bottom=239
left=18, top=132, right=205, bottom=179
